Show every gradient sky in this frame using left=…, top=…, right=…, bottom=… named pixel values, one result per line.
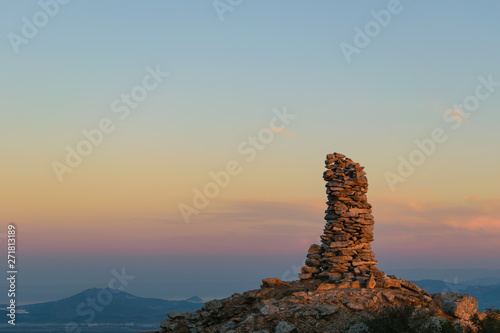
left=1, top=1, right=500, bottom=304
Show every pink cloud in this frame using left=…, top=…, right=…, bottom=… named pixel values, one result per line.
left=448, top=216, right=500, bottom=231
left=369, top=195, right=500, bottom=267
left=16, top=195, right=499, bottom=269
left=374, top=195, right=500, bottom=233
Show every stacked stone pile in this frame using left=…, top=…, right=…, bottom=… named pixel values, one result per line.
left=156, top=152, right=483, bottom=333
left=300, top=153, right=385, bottom=284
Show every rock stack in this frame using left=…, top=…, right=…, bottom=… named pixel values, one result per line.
left=300, top=153, right=385, bottom=285
left=157, top=151, right=484, bottom=333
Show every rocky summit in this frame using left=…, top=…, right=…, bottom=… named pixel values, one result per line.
left=152, top=153, right=488, bottom=333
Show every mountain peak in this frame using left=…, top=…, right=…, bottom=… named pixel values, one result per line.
left=16, top=288, right=203, bottom=324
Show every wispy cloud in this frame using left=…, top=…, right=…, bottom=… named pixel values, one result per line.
left=268, top=126, right=293, bottom=137
left=442, top=107, right=469, bottom=125
left=375, top=195, right=500, bottom=233
left=371, top=195, right=500, bottom=267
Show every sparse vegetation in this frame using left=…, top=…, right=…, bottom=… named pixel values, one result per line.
left=363, top=304, right=443, bottom=333
left=439, top=320, right=463, bottom=333
left=355, top=304, right=500, bottom=333
left=473, top=307, right=500, bottom=333
left=487, top=307, right=500, bottom=315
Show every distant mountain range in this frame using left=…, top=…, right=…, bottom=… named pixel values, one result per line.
left=412, top=279, right=500, bottom=311
left=0, top=288, right=204, bottom=324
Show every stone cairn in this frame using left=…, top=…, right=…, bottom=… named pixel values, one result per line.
left=300, top=153, right=385, bottom=285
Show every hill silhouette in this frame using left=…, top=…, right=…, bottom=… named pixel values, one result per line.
left=0, top=288, right=204, bottom=324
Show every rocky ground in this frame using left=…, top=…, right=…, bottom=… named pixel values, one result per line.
left=150, top=276, right=486, bottom=333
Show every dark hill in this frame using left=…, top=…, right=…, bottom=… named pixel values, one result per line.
left=0, top=288, right=204, bottom=324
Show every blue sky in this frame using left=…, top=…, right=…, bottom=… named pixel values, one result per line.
left=1, top=0, right=500, bottom=304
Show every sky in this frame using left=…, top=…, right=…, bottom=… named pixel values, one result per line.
left=1, top=0, right=500, bottom=304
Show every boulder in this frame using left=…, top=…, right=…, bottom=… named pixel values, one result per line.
left=204, top=299, right=223, bottom=311
left=437, top=293, right=478, bottom=320
left=399, top=279, right=422, bottom=293
left=314, top=304, right=339, bottom=316
left=377, top=277, right=401, bottom=289
left=262, top=278, right=283, bottom=288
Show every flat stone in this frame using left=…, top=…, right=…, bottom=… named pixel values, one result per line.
left=317, top=283, right=336, bottom=291
left=307, top=244, right=324, bottom=254
left=260, top=304, right=280, bottom=315
left=327, top=273, right=343, bottom=282
left=262, top=277, right=283, bottom=288
left=338, top=249, right=357, bottom=256
left=305, top=258, right=321, bottom=267
left=337, top=282, right=351, bottom=289
left=399, top=279, right=422, bottom=293
left=366, top=274, right=376, bottom=288
left=346, top=301, right=364, bottom=311
left=306, top=253, right=322, bottom=260
left=301, top=266, right=319, bottom=274
left=333, top=234, right=349, bottom=241
left=333, top=202, right=348, bottom=211
left=167, top=312, right=189, bottom=319
left=379, top=278, right=401, bottom=289
left=351, top=280, right=361, bottom=288
left=326, top=153, right=337, bottom=159
left=329, top=241, right=351, bottom=248
left=325, top=256, right=352, bottom=263
left=292, top=291, right=308, bottom=297
left=352, top=260, right=378, bottom=266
